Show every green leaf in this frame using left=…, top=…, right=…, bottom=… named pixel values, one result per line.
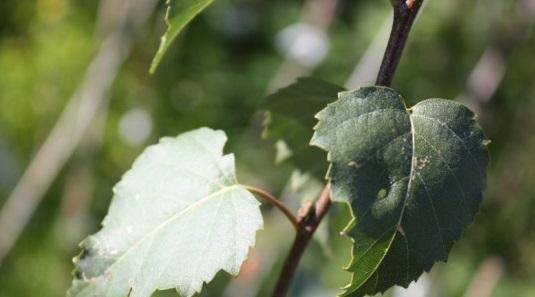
left=311, top=87, right=489, bottom=296
left=68, top=128, right=263, bottom=297
left=150, top=0, right=215, bottom=73
left=262, top=77, right=345, bottom=178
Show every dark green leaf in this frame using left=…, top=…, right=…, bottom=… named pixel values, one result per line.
left=150, top=0, right=215, bottom=73
left=262, top=77, right=345, bottom=178
left=69, top=128, right=263, bottom=297
left=311, top=87, right=489, bottom=296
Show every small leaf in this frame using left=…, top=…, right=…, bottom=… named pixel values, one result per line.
left=68, top=128, right=263, bottom=297
left=311, top=87, right=489, bottom=296
left=262, top=77, right=345, bottom=178
left=150, top=0, right=215, bottom=73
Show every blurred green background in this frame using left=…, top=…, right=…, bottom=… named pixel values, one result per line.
left=0, top=0, right=534, bottom=296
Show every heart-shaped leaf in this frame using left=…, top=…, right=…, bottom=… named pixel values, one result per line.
left=311, top=87, right=489, bottom=296
left=69, top=128, right=263, bottom=297
left=150, top=0, right=215, bottom=73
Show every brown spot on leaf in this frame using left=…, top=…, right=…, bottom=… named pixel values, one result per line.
left=416, top=156, right=430, bottom=170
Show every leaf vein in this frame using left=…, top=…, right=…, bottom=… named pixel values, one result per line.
left=93, top=185, right=242, bottom=286
left=186, top=134, right=234, bottom=184
left=411, top=114, right=483, bottom=174
left=328, top=108, right=406, bottom=136
left=415, top=134, right=472, bottom=217
left=415, top=172, right=447, bottom=255
left=187, top=194, right=225, bottom=294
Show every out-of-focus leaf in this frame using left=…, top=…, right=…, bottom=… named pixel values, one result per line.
left=68, top=128, right=263, bottom=297
left=262, top=77, right=345, bottom=178
left=311, top=87, right=489, bottom=296
left=150, top=0, right=215, bottom=73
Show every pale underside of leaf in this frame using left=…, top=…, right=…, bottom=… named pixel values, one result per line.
left=69, top=128, right=263, bottom=297
left=150, top=0, right=215, bottom=73
left=310, top=87, right=489, bottom=296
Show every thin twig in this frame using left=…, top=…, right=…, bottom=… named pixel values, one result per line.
left=376, top=0, right=424, bottom=86
left=271, top=1, right=426, bottom=296
left=272, top=186, right=331, bottom=297
left=246, top=186, right=300, bottom=230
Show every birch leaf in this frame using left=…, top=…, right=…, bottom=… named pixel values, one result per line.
left=262, top=77, right=344, bottom=178
left=150, top=0, right=215, bottom=73
left=311, top=87, right=489, bottom=296
left=68, top=128, right=263, bottom=297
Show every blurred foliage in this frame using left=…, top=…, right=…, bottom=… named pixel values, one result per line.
left=0, top=0, right=534, bottom=296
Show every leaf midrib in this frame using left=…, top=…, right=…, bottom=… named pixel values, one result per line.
left=411, top=114, right=483, bottom=173
left=86, top=184, right=241, bottom=287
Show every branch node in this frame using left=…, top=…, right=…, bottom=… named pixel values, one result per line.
left=297, top=201, right=313, bottom=222
left=406, top=0, right=416, bottom=10
left=272, top=186, right=331, bottom=297
left=245, top=186, right=299, bottom=230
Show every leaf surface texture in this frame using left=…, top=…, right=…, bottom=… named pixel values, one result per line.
left=311, top=87, right=489, bottom=296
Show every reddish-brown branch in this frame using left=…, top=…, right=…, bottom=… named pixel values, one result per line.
left=376, top=0, right=424, bottom=86
left=272, top=186, right=332, bottom=297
